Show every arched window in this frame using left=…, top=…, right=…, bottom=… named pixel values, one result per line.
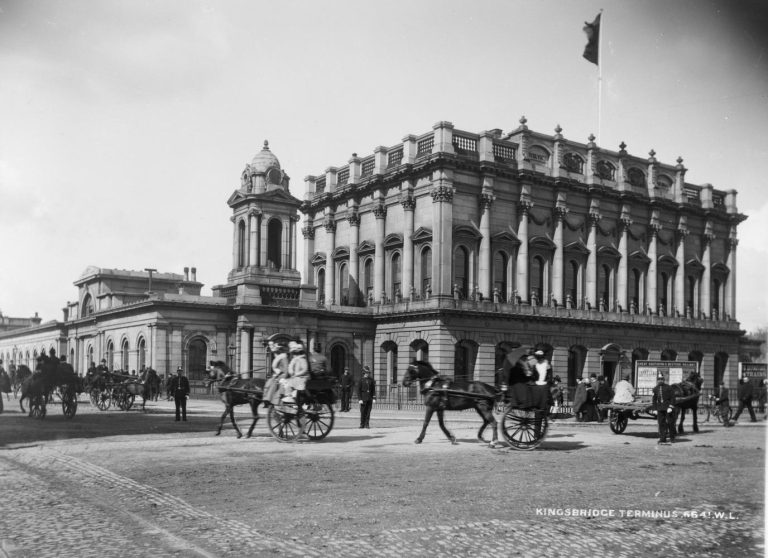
left=599, top=264, right=612, bottom=310
left=339, top=262, right=349, bottom=305
left=82, top=293, right=94, bottom=317
left=687, top=276, right=697, bottom=316
left=531, top=255, right=545, bottom=305
left=566, top=260, right=579, bottom=307
left=712, top=279, right=722, bottom=318
left=317, top=269, right=326, bottom=303
left=188, top=338, right=207, bottom=381
left=267, top=218, right=282, bottom=270
left=454, top=340, right=477, bottom=381
left=410, top=340, right=429, bottom=362
left=87, top=345, right=94, bottom=368
left=391, top=253, right=402, bottom=299
left=567, top=346, right=587, bottom=388
left=106, top=340, right=114, bottom=371
left=454, top=246, right=469, bottom=299
left=421, top=247, right=432, bottom=296
left=137, top=337, right=146, bottom=370
left=631, top=269, right=642, bottom=311
left=493, top=251, right=507, bottom=301
left=238, top=220, right=246, bottom=268
left=660, top=272, right=670, bottom=315
left=381, top=341, right=398, bottom=385
left=364, top=258, right=373, bottom=303
left=121, top=338, right=130, bottom=372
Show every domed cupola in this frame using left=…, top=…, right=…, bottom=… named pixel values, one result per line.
left=242, top=140, right=287, bottom=193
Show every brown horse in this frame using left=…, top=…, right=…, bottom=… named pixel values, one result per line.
left=206, top=361, right=265, bottom=438
left=402, top=360, right=500, bottom=446
left=674, top=370, right=703, bottom=434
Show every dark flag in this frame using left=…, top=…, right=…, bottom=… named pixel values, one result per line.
left=582, top=13, right=601, bottom=65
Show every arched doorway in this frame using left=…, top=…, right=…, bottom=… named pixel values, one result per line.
left=600, top=344, right=621, bottom=386
left=330, top=344, right=346, bottom=379
left=188, top=338, right=207, bottom=381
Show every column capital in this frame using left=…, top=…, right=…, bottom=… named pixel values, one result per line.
left=347, top=211, right=361, bottom=226
left=648, top=222, right=661, bottom=236
left=479, top=192, right=495, bottom=211
left=728, top=237, right=739, bottom=249
left=553, top=205, right=568, bottom=220
left=301, top=224, right=315, bottom=239
left=430, top=185, right=454, bottom=204
left=372, top=204, right=387, bottom=219
left=248, top=209, right=262, bottom=218
left=401, top=195, right=416, bottom=211
left=324, top=218, right=337, bottom=234
left=518, top=200, right=533, bottom=215
left=589, top=211, right=602, bottom=226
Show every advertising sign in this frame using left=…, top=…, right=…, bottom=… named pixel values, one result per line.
left=635, top=361, right=699, bottom=393
left=739, top=362, right=767, bottom=385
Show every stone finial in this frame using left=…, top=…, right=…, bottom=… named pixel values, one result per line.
left=676, top=156, right=685, bottom=169
left=648, top=149, right=656, bottom=162
left=619, top=141, right=627, bottom=155
left=587, top=134, right=596, bottom=149
left=554, top=124, right=563, bottom=139
left=263, top=140, right=270, bottom=150
left=518, top=116, right=528, bottom=130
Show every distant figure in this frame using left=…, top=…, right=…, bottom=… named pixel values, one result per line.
left=358, top=366, right=376, bottom=429
left=169, top=367, right=190, bottom=421
left=340, top=368, right=353, bottom=412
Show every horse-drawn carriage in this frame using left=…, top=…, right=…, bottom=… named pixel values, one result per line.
left=207, top=360, right=337, bottom=442
left=19, top=357, right=81, bottom=419
left=403, top=347, right=551, bottom=451
left=87, top=371, right=151, bottom=412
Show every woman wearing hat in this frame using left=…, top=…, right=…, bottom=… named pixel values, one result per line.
left=282, top=341, right=309, bottom=404
left=264, top=341, right=289, bottom=406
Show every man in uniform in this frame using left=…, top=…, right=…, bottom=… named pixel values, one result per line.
left=340, top=367, right=353, bottom=412
left=358, top=366, right=376, bottom=428
left=169, top=366, right=191, bottom=421
left=652, top=373, right=678, bottom=444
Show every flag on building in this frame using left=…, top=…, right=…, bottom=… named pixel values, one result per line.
left=582, top=13, right=601, bottom=65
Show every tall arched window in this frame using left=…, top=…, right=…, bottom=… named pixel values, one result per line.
left=317, top=269, right=326, bottom=303
left=660, top=272, right=670, bottom=314
left=391, top=253, right=402, bottom=299
left=106, top=340, right=114, bottom=371
left=712, top=279, right=721, bottom=318
left=381, top=342, right=398, bottom=385
left=364, top=258, right=373, bottom=303
left=714, top=352, right=728, bottom=387
left=339, top=262, right=349, bottom=305
left=121, top=338, right=130, bottom=372
left=453, top=246, right=469, bottom=298
left=566, top=260, right=579, bottom=307
left=82, top=293, right=94, bottom=317
left=267, top=218, right=282, bottom=270
left=188, top=338, right=207, bottom=381
left=137, top=337, right=146, bottom=370
left=454, top=340, right=477, bottom=381
left=493, top=251, right=507, bottom=301
left=421, top=247, right=432, bottom=296
left=599, top=264, right=611, bottom=310
left=238, top=220, right=246, bottom=268
left=330, top=344, right=346, bottom=379
left=631, top=269, right=642, bottom=311
left=531, top=255, right=545, bottom=305
left=687, top=276, right=697, bottom=316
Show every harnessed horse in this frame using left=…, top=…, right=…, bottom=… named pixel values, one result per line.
left=206, top=361, right=265, bottom=438
left=402, top=360, right=500, bottom=446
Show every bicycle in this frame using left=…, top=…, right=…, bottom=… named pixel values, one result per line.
left=705, top=395, right=732, bottom=424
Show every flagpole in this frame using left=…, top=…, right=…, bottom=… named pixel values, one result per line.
left=597, top=9, right=603, bottom=145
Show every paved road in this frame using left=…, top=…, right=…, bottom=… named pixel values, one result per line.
left=0, top=397, right=764, bottom=557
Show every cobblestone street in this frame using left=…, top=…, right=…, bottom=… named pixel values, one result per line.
left=0, top=398, right=764, bottom=557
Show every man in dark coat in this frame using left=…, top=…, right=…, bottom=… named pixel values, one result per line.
left=169, top=367, right=191, bottom=421
left=358, top=366, right=376, bottom=428
left=596, top=376, right=614, bottom=422
left=652, top=373, right=678, bottom=444
left=340, top=367, right=353, bottom=412
left=732, top=377, right=757, bottom=424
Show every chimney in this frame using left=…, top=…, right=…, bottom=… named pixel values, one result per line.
left=191, top=267, right=197, bottom=282
left=184, top=267, right=189, bottom=281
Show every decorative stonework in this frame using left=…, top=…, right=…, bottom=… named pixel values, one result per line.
left=347, top=212, right=360, bottom=226
left=401, top=196, right=416, bottom=211
left=372, top=204, right=387, bottom=219
left=430, top=185, right=454, bottom=204
left=479, top=193, right=495, bottom=211
left=301, top=224, right=315, bottom=240
left=324, top=218, right=337, bottom=234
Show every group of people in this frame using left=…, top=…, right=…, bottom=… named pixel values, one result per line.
left=572, top=373, right=618, bottom=422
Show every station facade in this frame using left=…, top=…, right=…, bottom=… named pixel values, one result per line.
left=0, top=120, right=747, bottom=391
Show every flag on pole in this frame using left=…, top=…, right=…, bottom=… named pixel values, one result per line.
left=582, top=13, right=601, bottom=65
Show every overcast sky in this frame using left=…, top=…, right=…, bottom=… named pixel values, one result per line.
left=1, top=0, right=766, bottom=334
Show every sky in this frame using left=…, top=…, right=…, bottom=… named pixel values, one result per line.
left=1, top=0, right=767, bottom=334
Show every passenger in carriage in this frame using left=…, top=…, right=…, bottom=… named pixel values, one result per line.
left=532, top=349, right=554, bottom=410
left=612, top=373, right=636, bottom=404
left=264, top=340, right=289, bottom=406
left=282, top=341, right=310, bottom=405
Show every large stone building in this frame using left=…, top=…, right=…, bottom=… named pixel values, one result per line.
left=0, top=120, right=748, bottom=391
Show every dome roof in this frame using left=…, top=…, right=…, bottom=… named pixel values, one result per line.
left=250, top=140, right=281, bottom=173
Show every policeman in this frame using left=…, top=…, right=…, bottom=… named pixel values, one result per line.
left=652, top=373, right=677, bottom=444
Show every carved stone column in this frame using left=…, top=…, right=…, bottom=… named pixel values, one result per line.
left=515, top=201, right=531, bottom=303
left=401, top=195, right=416, bottom=300
left=617, top=213, right=632, bottom=311
left=478, top=191, right=495, bottom=300
left=248, top=211, right=257, bottom=267
left=701, top=227, right=714, bottom=319
left=674, top=220, right=689, bottom=317
left=430, top=173, right=454, bottom=297
left=373, top=203, right=387, bottom=303
left=552, top=205, right=567, bottom=305
left=348, top=212, right=360, bottom=305
left=324, top=217, right=337, bottom=306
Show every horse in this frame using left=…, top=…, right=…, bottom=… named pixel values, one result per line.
left=402, top=360, right=500, bottom=446
left=206, top=361, right=265, bottom=438
left=139, top=368, right=161, bottom=402
left=19, top=355, right=80, bottom=416
left=12, top=365, right=32, bottom=397
left=673, top=370, right=703, bottom=434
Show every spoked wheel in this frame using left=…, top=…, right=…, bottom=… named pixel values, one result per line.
left=62, top=389, right=78, bottom=418
left=716, top=406, right=732, bottom=424
left=30, top=395, right=47, bottom=419
left=301, top=402, right=334, bottom=441
left=117, top=392, right=135, bottom=411
left=95, top=390, right=111, bottom=411
left=500, top=407, right=548, bottom=450
left=609, top=410, right=629, bottom=434
left=89, top=389, right=99, bottom=406
left=267, top=404, right=303, bottom=442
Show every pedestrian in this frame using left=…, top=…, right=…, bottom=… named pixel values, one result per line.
left=714, top=381, right=731, bottom=425
left=652, top=373, right=677, bottom=444
left=732, top=376, right=757, bottom=424
left=572, top=378, right=587, bottom=422
left=340, top=367, right=353, bottom=412
left=613, top=373, right=636, bottom=404
left=581, top=377, right=600, bottom=422
left=169, top=366, right=190, bottom=421
left=283, top=341, right=310, bottom=405
left=358, top=366, right=376, bottom=428
left=308, top=344, right=328, bottom=376
left=596, top=375, right=614, bottom=422
left=757, top=379, right=767, bottom=414
left=550, top=375, right=563, bottom=413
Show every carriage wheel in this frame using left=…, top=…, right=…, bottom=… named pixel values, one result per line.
left=302, top=402, right=335, bottom=441
left=89, top=389, right=99, bottom=406
left=609, top=410, right=629, bottom=434
left=500, top=407, right=548, bottom=450
left=266, top=404, right=302, bottom=442
left=30, top=395, right=47, bottom=419
left=96, top=390, right=111, bottom=411
left=62, top=390, right=78, bottom=418
left=117, top=393, right=134, bottom=411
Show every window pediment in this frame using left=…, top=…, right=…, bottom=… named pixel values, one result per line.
left=529, top=235, right=556, bottom=250
left=310, top=252, right=327, bottom=265
left=332, top=246, right=349, bottom=260
left=454, top=224, right=482, bottom=240
left=412, top=227, right=433, bottom=244
left=358, top=240, right=375, bottom=255
left=565, top=240, right=590, bottom=256
left=629, top=249, right=651, bottom=264
left=491, top=230, right=520, bottom=246
left=384, top=233, right=403, bottom=249
left=597, top=245, right=622, bottom=259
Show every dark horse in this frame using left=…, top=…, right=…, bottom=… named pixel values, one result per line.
left=402, top=360, right=500, bottom=446
left=206, top=361, right=265, bottom=438
left=19, top=356, right=80, bottom=416
left=12, top=365, right=32, bottom=397
left=673, top=370, right=703, bottom=434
